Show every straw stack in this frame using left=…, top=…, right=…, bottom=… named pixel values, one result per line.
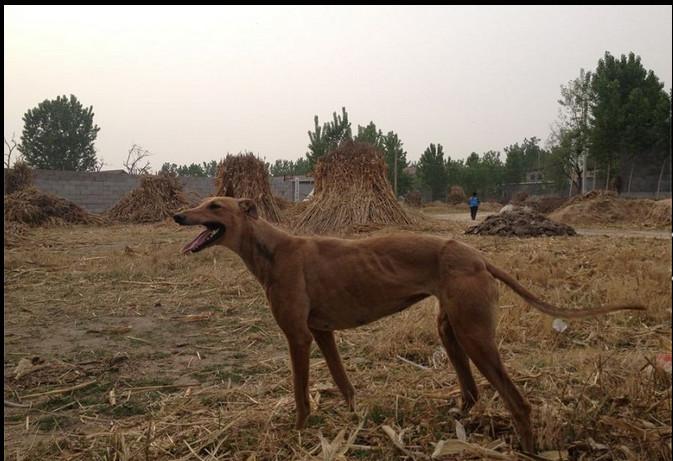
left=293, top=140, right=414, bottom=234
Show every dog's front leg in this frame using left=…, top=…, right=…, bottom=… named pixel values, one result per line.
left=286, top=331, right=313, bottom=429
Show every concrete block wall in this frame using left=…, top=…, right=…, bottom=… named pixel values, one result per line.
left=7, top=169, right=314, bottom=213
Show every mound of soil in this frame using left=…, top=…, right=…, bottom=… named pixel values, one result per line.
left=647, top=199, right=672, bottom=226
left=550, top=191, right=669, bottom=227
left=465, top=209, right=576, bottom=237
left=522, top=195, right=568, bottom=214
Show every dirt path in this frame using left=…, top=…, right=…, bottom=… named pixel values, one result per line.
left=430, top=211, right=671, bottom=239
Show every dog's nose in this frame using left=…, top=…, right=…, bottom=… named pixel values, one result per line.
left=173, top=213, right=186, bottom=224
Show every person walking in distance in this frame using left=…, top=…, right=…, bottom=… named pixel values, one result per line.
left=468, top=192, right=480, bottom=221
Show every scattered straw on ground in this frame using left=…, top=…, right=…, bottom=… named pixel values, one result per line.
left=3, top=223, right=670, bottom=460
left=4, top=187, right=103, bottom=227
left=466, top=209, right=576, bottom=237
left=107, top=173, right=190, bottom=223
left=4, top=221, right=30, bottom=247
left=215, top=153, right=281, bottom=223
left=4, top=161, right=33, bottom=195
left=293, top=141, right=414, bottom=234
left=550, top=190, right=671, bottom=228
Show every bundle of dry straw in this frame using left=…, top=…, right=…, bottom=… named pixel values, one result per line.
left=293, top=141, right=414, bottom=234
left=215, top=153, right=281, bottom=222
left=4, top=161, right=33, bottom=195
left=4, top=188, right=102, bottom=226
left=107, top=173, right=189, bottom=223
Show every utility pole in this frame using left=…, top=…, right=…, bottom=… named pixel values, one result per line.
left=394, top=151, right=398, bottom=197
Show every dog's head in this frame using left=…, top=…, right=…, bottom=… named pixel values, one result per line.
left=173, top=196, right=258, bottom=254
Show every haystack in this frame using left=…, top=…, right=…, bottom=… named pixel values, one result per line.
left=447, top=185, right=465, bottom=204
left=293, top=141, right=414, bottom=234
left=465, top=209, right=576, bottom=237
left=107, top=173, right=189, bottom=223
left=4, top=188, right=102, bottom=226
left=4, top=161, right=33, bottom=195
left=215, top=153, right=281, bottom=223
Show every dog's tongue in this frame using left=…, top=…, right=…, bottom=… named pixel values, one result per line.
left=182, top=229, right=211, bottom=254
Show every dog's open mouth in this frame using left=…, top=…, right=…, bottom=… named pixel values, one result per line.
left=182, top=223, right=225, bottom=254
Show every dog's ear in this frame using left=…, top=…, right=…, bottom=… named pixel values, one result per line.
left=238, top=199, right=258, bottom=219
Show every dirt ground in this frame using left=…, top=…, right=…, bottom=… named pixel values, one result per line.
left=4, top=214, right=672, bottom=460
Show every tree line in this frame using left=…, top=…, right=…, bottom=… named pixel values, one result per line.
left=7, top=51, right=670, bottom=200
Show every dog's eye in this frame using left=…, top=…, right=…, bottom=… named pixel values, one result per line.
left=208, top=203, right=221, bottom=210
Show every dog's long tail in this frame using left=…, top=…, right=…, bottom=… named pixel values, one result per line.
left=485, top=261, right=646, bottom=318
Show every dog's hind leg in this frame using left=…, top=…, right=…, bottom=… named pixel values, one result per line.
left=437, top=308, right=479, bottom=411
left=443, top=276, right=534, bottom=453
left=310, top=328, right=356, bottom=411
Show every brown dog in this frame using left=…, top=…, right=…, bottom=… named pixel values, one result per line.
left=174, top=196, right=645, bottom=453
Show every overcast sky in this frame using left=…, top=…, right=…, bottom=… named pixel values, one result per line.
left=4, top=5, right=672, bottom=171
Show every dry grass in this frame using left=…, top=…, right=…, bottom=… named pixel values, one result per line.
left=107, top=173, right=190, bottom=224
left=293, top=141, right=414, bottom=234
left=215, top=153, right=281, bottom=223
left=4, top=219, right=671, bottom=460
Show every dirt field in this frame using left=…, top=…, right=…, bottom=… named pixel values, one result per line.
left=4, top=215, right=672, bottom=460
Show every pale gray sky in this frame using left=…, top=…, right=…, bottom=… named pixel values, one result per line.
left=4, top=5, right=672, bottom=170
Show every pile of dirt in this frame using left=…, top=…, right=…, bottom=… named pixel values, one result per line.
left=465, top=208, right=576, bottom=237
left=4, top=161, right=34, bottom=195
left=522, top=195, right=568, bottom=214
left=511, top=191, right=529, bottom=204
left=647, top=198, right=672, bottom=226
left=293, top=140, right=414, bottom=234
left=215, top=153, right=281, bottom=223
left=447, top=185, right=466, bottom=204
left=107, top=173, right=190, bottom=223
left=405, top=191, right=422, bottom=207
left=4, top=187, right=103, bottom=226
left=549, top=190, right=669, bottom=227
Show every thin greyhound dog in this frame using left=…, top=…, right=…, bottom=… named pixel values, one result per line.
left=173, top=196, right=645, bottom=453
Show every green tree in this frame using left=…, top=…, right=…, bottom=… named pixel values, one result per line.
left=547, top=68, right=592, bottom=192
left=268, top=158, right=312, bottom=176
left=160, top=160, right=219, bottom=177
left=381, top=131, right=413, bottom=196
left=590, top=51, right=670, bottom=188
left=306, top=107, right=352, bottom=167
left=417, top=143, right=449, bottom=201
left=354, top=121, right=383, bottom=148
left=458, top=151, right=504, bottom=199
left=504, top=137, right=547, bottom=183
left=20, top=95, right=100, bottom=171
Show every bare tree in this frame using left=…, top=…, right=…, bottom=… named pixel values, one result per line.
left=123, top=144, right=152, bottom=175
left=4, top=133, right=20, bottom=168
left=94, top=158, right=106, bottom=172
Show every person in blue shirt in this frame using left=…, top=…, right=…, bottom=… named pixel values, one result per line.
left=468, top=192, right=480, bottom=220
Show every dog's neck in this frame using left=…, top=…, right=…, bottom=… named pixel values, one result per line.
left=235, top=218, right=291, bottom=286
